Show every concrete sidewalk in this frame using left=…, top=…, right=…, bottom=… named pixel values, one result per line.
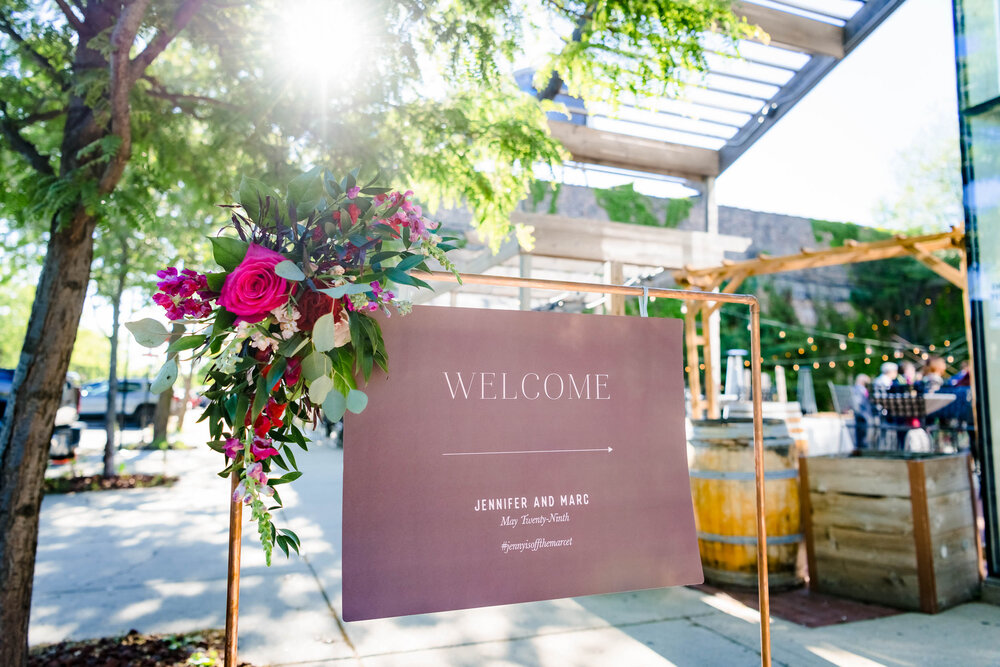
left=31, top=424, right=1000, bottom=666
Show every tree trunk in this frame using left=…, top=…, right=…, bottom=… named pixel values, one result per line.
left=152, top=323, right=183, bottom=443
left=175, top=359, right=197, bottom=432
left=103, top=246, right=127, bottom=478
left=0, top=208, right=99, bottom=666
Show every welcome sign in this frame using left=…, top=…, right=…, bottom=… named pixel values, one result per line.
left=342, top=306, right=701, bottom=621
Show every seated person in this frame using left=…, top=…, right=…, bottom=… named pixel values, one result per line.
left=851, top=373, right=874, bottom=449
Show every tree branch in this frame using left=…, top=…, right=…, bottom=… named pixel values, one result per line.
left=0, top=101, right=54, bottom=176
left=99, top=0, right=153, bottom=194
left=16, top=107, right=66, bottom=126
left=129, top=0, right=206, bottom=86
left=53, top=0, right=85, bottom=33
left=140, top=74, right=235, bottom=110
left=536, top=2, right=596, bottom=101
left=0, top=12, right=70, bottom=90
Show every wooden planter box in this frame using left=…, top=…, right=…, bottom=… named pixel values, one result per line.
left=800, top=452, right=981, bottom=613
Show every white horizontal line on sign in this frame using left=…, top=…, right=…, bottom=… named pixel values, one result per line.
left=442, top=447, right=613, bottom=456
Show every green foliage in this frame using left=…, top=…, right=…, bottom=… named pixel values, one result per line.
left=664, top=197, right=693, bottom=228
left=595, top=183, right=658, bottom=226
left=534, top=0, right=757, bottom=108
left=595, top=184, right=691, bottom=228
left=811, top=219, right=890, bottom=247
left=527, top=179, right=562, bottom=215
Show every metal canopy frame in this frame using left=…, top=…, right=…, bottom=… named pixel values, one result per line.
left=547, top=0, right=909, bottom=182
left=222, top=271, right=774, bottom=667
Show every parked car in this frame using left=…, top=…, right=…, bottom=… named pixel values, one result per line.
left=0, top=368, right=83, bottom=458
left=79, top=378, right=160, bottom=426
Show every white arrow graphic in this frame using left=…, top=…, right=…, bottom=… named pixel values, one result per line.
left=443, top=446, right=613, bottom=457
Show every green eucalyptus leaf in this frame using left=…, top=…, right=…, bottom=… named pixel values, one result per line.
left=302, top=350, right=332, bottom=382
left=274, top=260, right=306, bottom=281
left=322, top=389, right=347, bottom=422
left=125, top=318, right=170, bottom=348
left=309, top=375, right=333, bottom=404
left=151, top=358, right=179, bottom=393
left=313, top=313, right=337, bottom=351
left=317, top=283, right=372, bottom=299
left=346, top=388, right=368, bottom=414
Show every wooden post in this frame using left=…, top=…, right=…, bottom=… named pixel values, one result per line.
left=519, top=254, right=532, bottom=311
left=704, top=304, right=719, bottom=418
left=750, top=300, right=772, bottom=666
left=604, top=261, right=625, bottom=315
left=686, top=306, right=703, bottom=419
left=225, top=471, right=243, bottom=666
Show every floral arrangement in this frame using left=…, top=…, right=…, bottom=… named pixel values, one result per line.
left=127, top=168, right=460, bottom=563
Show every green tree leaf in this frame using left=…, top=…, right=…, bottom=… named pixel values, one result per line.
left=211, top=237, right=249, bottom=272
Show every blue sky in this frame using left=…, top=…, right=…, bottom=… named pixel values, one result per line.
left=716, top=0, right=960, bottom=225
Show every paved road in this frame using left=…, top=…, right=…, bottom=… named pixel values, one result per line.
left=31, top=421, right=1000, bottom=666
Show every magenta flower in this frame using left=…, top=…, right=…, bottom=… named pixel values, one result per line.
left=347, top=185, right=361, bottom=199
left=224, top=437, right=243, bottom=459
left=218, top=243, right=294, bottom=323
left=232, top=481, right=251, bottom=504
left=153, top=267, right=215, bottom=321
left=247, top=461, right=268, bottom=486
left=250, top=435, right=280, bottom=460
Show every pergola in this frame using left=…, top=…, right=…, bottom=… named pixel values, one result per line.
left=425, top=0, right=913, bottom=392
left=672, top=227, right=970, bottom=418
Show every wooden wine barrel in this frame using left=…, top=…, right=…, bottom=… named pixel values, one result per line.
left=688, top=418, right=803, bottom=589
left=725, top=401, right=808, bottom=455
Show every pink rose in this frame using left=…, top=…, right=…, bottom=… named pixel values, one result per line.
left=218, top=243, right=294, bottom=323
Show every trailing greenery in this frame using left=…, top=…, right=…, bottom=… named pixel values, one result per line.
left=594, top=184, right=692, bottom=228
left=527, top=179, right=562, bottom=215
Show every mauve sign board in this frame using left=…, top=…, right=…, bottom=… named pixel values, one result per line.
left=342, top=306, right=701, bottom=621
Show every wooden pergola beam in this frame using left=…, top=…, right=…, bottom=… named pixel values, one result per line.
left=547, top=121, right=719, bottom=180
left=674, top=228, right=964, bottom=289
left=733, top=2, right=846, bottom=58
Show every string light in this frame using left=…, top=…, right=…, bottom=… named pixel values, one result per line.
left=925, top=298, right=932, bottom=305
left=882, top=354, right=889, bottom=361
left=684, top=366, right=690, bottom=373
left=866, top=346, right=873, bottom=355
left=810, top=344, right=818, bottom=351
left=744, top=360, right=750, bottom=367
left=913, top=347, right=920, bottom=355
left=865, top=358, right=871, bottom=364
left=872, top=324, right=878, bottom=331
left=882, top=319, right=889, bottom=326
left=813, top=362, right=820, bottom=369
left=905, top=309, right=911, bottom=316
left=848, top=332, right=854, bottom=339
left=947, top=356, right=955, bottom=363
left=839, top=341, right=847, bottom=350
left=945, top=340, right=950, bottom=346
left=798, top=347, right=805, bottom=354
left=807, top=337, right=814, bottom=344
left=921, top=353, right=929, bottom=360
left=793, top=364, right=800, bottom=371
left=929, top=345, right=936, bottom=351
left=785, top=352, right=792, bottom=358
left=848, top=360, right=855, bottom=367
left=779, top=331, right=786, bottom=338
left=829, top=361, right=836, bottom=368
left=699, top=363, right=705, bottom=370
